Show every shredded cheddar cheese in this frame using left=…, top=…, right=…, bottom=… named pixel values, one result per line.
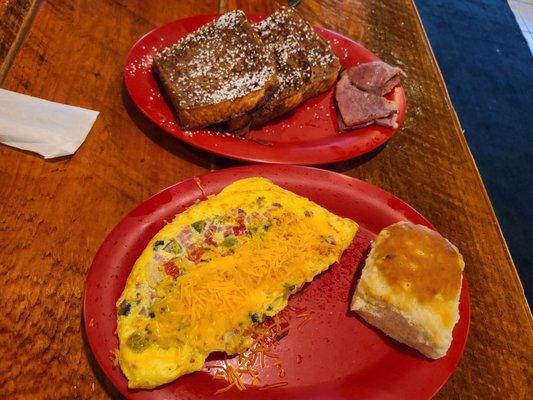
left=210, top=311, right=293, bottom=393
left=151, top=213, right=330, bottom=350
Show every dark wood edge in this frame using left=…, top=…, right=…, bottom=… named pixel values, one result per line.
left=0, top=0, right=42, bottom=85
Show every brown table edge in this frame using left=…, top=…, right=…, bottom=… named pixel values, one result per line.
left=409, top=0, right=532, bottom=322
left=0, top=0, right=43, bottom=84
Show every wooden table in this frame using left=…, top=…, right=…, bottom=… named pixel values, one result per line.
left=0, top=0, right=531, bottom=398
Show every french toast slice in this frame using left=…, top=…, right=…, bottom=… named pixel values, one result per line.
left=227, top=6, right=340, bottom=132
left=153, top=10, right=278, bottom=129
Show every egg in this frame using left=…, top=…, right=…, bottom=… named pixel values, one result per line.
left=116, top=177, right=358, bottom=388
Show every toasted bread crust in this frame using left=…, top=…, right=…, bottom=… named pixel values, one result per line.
left=227, top=6, right=340, bottom=132
left=306, top=64, right=341, bottom=98
left=176, top=74, right=277, bottom=129
left=153, top=10, right=278, bottom=129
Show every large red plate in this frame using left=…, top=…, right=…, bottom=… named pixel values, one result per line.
left=84, top=165, right=469, bottom=400
left=123, top=14, right=407, bottom=165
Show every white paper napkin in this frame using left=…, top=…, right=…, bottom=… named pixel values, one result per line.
left=0, top=89, right=99, bottom=159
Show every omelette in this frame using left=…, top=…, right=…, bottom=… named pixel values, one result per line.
left=116, top=177, right=358, bottom=388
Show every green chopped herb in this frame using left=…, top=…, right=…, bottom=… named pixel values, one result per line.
left=272, top=202, right=282, bottom=208
left=324, top=235, right=337, bottom=245
left=163, top=239, right=181, bottom=254
left=284, top=283, right=297, bottom=293
left=304, top=210, right=313, bottom=217
left=250, top=313, right=260, bottom=324
left=221, top=237, right=237, bottom=247
left=152, top=240, right=165, bottom=250
left=117, top=300, right=131, bottom=316
left=247, top=227, right=258, bottom=238
left=126, top=333, right=150, bottom=352
left=263, top=224, right=270, bottom=231
left=191, top=220, right=206, bottom=233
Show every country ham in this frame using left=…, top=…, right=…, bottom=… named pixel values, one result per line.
left=335, top=71, right=398, bottom=129
left=347, top=61, right=404, bottom=96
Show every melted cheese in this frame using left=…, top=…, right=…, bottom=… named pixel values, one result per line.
left=116, top=178, right=358, bottom=388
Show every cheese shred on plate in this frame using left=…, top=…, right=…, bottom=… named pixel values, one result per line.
left=116, top=177, right=358, bottom=388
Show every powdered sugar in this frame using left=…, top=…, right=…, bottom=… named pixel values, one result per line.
left=257, top=6, right=337, bottom=66
left=125, top=54, right=154, bottom=76
left=254, top=6, right=337, bottom=99
left=202, top=66, right=275, bottom=104
left=154, top=10, right=276, bottom=108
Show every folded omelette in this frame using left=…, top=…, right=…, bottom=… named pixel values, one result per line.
left=116, top=177, right=358, bottom=388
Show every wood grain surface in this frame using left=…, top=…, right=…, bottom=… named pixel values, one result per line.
left=0, top=0, right=33, bottom=61
left=0, top=0, right=531, bottom=399
left=0, top=0, right=40, bottom=80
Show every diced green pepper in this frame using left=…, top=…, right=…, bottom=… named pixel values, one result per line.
left=221, top=237, right=237, bottom=247
left=126, top=333, right=151, bottom=352
left=163, top=239, right=181, bottom=254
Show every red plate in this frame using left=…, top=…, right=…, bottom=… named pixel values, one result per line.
left=84, top=165, right=469, bottom=400
left=123, top=15, right=407, bottom=165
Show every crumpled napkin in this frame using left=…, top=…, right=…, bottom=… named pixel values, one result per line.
left=0, top=89, right=99, bottom=159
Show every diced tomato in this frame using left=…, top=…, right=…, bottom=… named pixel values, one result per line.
left=232, top=217, right=247, bottom=236
left=204, top=226, right=218, bottom=247
left=205, top=234, right=217, bottom=247
left=187, top=245, right=204, bottom=263
left=163, top=260, right=180, bottom=278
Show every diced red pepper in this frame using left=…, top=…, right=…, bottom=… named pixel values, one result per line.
left=163, top=260, right=180, bottom=278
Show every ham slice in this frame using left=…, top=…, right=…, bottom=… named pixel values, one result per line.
left=335, top=71, right=398, bottom=130
left=347, top=61, right=404, bottom=95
